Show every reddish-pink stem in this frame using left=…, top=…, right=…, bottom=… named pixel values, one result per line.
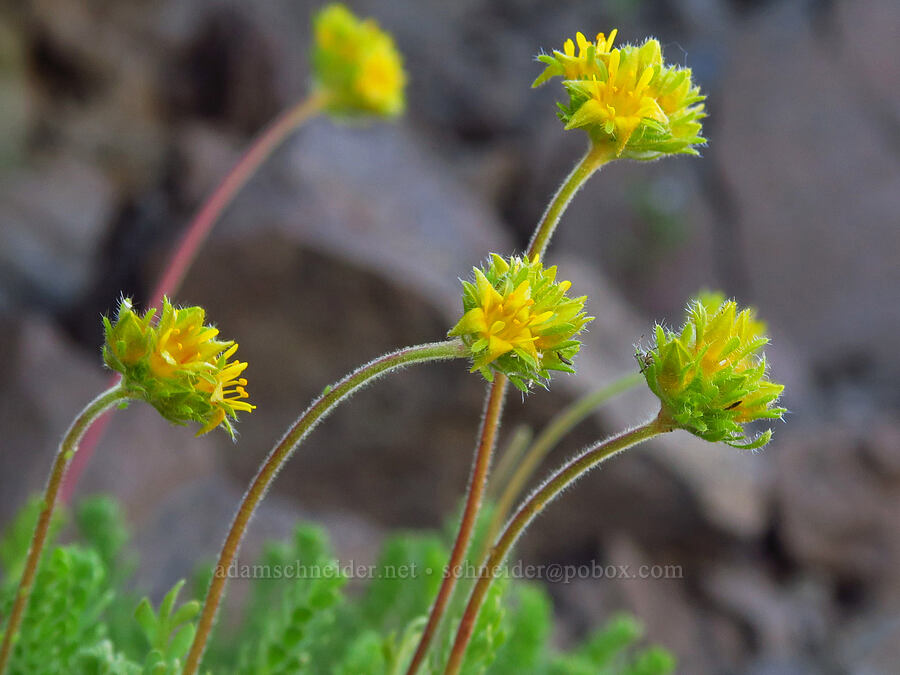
left=404, top=377, right=506, bottom=675
left=59, top=93, right=326, bottom=503
left=147, top=93, right=326, bottom=310
left=443, top=417, right=668, bottom=675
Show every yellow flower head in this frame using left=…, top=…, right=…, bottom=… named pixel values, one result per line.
left=312, top=3, right=406, bottom=118
left=449, top=254, right=593, bottom=391
left=638, top=296, right=785, bottom=449
left=534, top=30, right=705, bottom=159
left=103, top=298, right=254, bottom=438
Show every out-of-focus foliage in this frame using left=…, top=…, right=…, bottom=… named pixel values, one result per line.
left=0, top=497, right=673, bottom=674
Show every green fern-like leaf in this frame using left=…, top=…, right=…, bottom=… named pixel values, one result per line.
left=547, top=614, right=677, bottom=675
left=6, top=545, right=112, bottom=674
left=72, top=639, right=141, bottom=675
left=227, top=526, right=347, bottom=675
left=0, top=495, right=65, bottom=595
left=0, top=496, right=677, bottom=675
left=361, top=533, right=447, bottom=633
left=332, top=630, right=387, bottom=675
left=486, top=583, right=552, bottom=674
left=132, top=579, right=200, bottom=674
left=76, top=495, right=130, bottom=574
left=459, top=577, right=508, bottom=675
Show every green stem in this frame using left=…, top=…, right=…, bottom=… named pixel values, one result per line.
left=526, top=142, right=615, bottom=259
left=405, top=142, right=610, bottom=675
left=182, top=339, right=468, bottom=675
left=404, top=376, right=507, bottom=675
left=443, top=412, right=671, bottom=675
left=484, top=372, right=643, bottom=554
left=0, top=384, right=128, bottom=674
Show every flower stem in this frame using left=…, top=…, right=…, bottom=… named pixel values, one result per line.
left=405, top=142, right=609, bottom=675
left=0, top=384, right=128, bottom=675
left=526, top=142, right=615, bottom=260
left=404, top=375, right=507, bottom=675
left=443, top=412, right=670, bottom=675
left=481, top=371, right=642, bottom=564
left=182, top=339, right=467, bottom=675
left=60, top=93, right=328, bottom=505
left=150, top=92, right=327, bottom=309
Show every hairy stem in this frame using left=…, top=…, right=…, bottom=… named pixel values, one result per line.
left=406, top=143, right=609, bottom=675
left=404, top=376, right=506, bottom=675
left=484, top=372, right=643, bottom=555
left=0, top=384, right=128, bottom=674
left=60, top=93, right=327, bottom=505
left=443, top=413, right=670, bottom=675
left=182, top=339, right=467, bottom=675
left=526, top=142, right=615, bottom=260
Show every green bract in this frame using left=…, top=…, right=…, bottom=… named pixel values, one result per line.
left=639, top=297, right=785, bottom=449
left=448, top=254, right=593, bottom=392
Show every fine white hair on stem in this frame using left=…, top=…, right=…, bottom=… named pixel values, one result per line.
left=496, top=414, right=661, bottom=563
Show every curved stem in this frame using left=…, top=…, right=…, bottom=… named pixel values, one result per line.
left=60, top=93, right=327, bottom=505
left=484, top=372, right=643, bottom=555
left=406, top=142, right=610, bottom=675
left=182, top=339, right=467, bottom=675
left=150, top=92, right=327, bottom=309
left=404, top=376, right=506, bottom=675
left=526, top=142, right=615, bottom=259
left=60, top=405, right=116, bottom=504
left=0, top=384, right=128, bottom=674
left=443, top=412, right=670, bottom=675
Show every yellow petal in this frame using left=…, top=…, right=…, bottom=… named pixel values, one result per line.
left=196, top=407, right=226, bottom=436
left=449, top=307, right=487, bottom=336
left=486, top=335, right=513, bottom=363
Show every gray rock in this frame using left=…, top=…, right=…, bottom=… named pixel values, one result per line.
left=0, top=314, right=104, bottom=526
left=0, top=18, right=30, bottom=168
left=716, top=2, right=900, bottom=386
left=835, top=0, right=900, bottom=126
left=776, top=422, right=900, bottom=584
left=703, top=564, right=831, bottom=659
left=838, top=610, right=900, bottom=675
left=0, top=157, right=113, bottom=309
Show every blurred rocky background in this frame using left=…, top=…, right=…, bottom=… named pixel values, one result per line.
left=1, top=0, right=898, bottom=672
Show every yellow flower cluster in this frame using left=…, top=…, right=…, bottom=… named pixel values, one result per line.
left=103, top=298, right=254, bottom=437
left=534, top=30, right=705, bottom=159
left=640, top=296, right=785, bottom=448
left=449, top=254, right=592, bottom=391
left=312, top=3, right=406, bottom=118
